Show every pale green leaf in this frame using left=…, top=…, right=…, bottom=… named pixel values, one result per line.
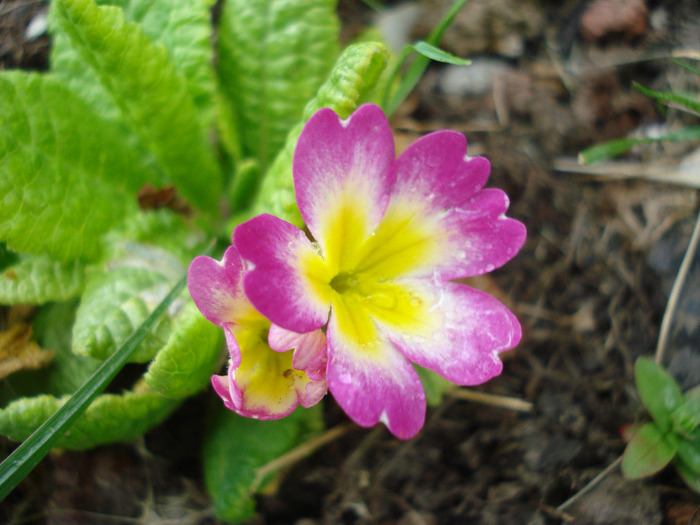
left=0, top=254, right=85, bottom=305
left=51, top=0, right=217, bottom=128
left=668, top=430, right=700, bottom=476
left=621, top=422, right=676, bottom=479
left=635, top=357, right=684, bottom=432
left=218, top=0, right=339, bottom=170
left=51, top=0, right=221, bottom=211
left=0, top=387, right=179, bottom=450
left=0, top=71, right=149, bottom=261
left=72, top=267, right=174, bottom=363
left=204, top=404, right=323, bottom=523
left=144, top=299, right=223, bottom=399
left=252, top=41, right=390, bottom=225
left=673, top=457, right=700, bottom=492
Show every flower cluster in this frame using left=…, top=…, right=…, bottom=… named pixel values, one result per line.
left=188, top=104, right=526, bottom=439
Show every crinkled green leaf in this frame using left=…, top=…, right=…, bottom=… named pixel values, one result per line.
left=621, top=422, right=676, bottom=479
left=204, top=404, right=323, bottom=523
left=72, top=267, right=174, bottom=363
left=218, top=0, right=339, bottom=171
left=635, top=357, right=684, bottom=432
left=51, top=0, right=218, bottom=129
left=0, top=254, right=85, bottom=305
left=252, top=41, right=390, bottom=225
left=0, top=387, right=178, bottom=450
left=0, top=71, right=150, bottom=261
left=144, top=299, right=222, bottom=399
left=51, top=0, right=221, bottom=211
left=102, top=209, right=205, bottom=273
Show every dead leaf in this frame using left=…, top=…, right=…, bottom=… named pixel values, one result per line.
left=0, top=322, right=54, bottom=379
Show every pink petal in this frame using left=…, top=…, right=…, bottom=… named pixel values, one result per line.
left=436, top=188, right=527, bottom=279
left=234, top=214, right=330, bottom=333
left=294, top=104, right=395, bottom=256
left=268, top=324, right=328, bottom=381
left=379, top=280, right=521, bottom=385
left=326, top=314, right=426, bottom=440
left=391, top=130, right=491, bottom=210
left=187, top=246, right=248, bottom=327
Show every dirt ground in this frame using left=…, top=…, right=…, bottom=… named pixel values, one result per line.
left=1, top=0, right=700, bottom=523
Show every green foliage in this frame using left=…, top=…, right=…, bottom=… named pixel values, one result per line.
left=51, top=0, right=221, bottom=211
left=72, top=266, right=174, bottom=363
left=0, top=256, right=85, bottom=305
left=144, top=299, right=223, bottom=399
left=218, top=0, right=339, bottom=171
left=411, top=41, right=470, bottom=66
left=415, top=365, right=454, bottom=406
left=203, top=404, right=323, bottom=523
left=0, top=72, right=147, bottom=261
left=622, top=357, right=700, bottom=492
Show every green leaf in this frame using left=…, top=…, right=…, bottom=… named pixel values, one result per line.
left=0, top=254, right=85, bottom=305
left=672, top=386, right=700, bottom=438
left=203, top=404, right=323, bottom=523
left=0, top=71, right=149, bottom=261
left=218, top=0, right=339, bottom=171
left=634, top=81, right=700, bottom=115
left=668, top=430, right=700, bottom=476
left=578, top=126, right=700, bottom=165
left=0, top=387, right=178, bottom=451
left=0, top=273, right=187, bottom=500
left=415, top=365, right=454, bottom=406
left=673, top=457, right=700, bottom=492
left=635, top=357, right=684, bottom=432
left=382, top=0, right=470, bottom=115
left=252, top=41, right=390, bottom=226
left=51, top=0, right=221, bottom=211
left=411, top=41, right=470, bottom=65
left=621, top=422, right=676, bottom=479
left=144, top=299, right=223, bottom=399
left=72, top=267, right=174, bottom=363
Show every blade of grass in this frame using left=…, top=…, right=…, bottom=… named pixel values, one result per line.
left=382, top=0, right=470, bottom=115
left=634, top=82, right=700, bottom=116
left=670, top=58, right=700, bottom=77
left=0, top=273, right=188, bottom=502
left=578, top=126, right=700, bottom=165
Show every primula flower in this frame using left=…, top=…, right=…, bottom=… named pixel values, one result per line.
left=234, top=104, right=526, bottom=438
left=187, top=246, right=327, bottom=419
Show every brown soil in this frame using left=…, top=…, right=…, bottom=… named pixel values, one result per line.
left=2, top=0, right=699, bottom=524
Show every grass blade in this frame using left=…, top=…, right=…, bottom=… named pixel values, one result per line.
left=578, top=126, right=700, bottom=165
left=0, top=273, right=188, bottom=502
left=383, top=0, right=470, bottom=115
left=634, top=82, right=700, bottom=115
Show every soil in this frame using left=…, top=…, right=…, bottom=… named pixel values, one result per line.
left=1, top=0, right=700, bottom=524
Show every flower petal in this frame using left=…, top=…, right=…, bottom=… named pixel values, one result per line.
left=234, top=213, right=333, bottom=333
left=268, top=324, right=328, bottom=381
left=187, top=246, right=256, bottom=327
left=228, top=324, right=305, bottom=420
left=392, top=130, right=491, bottom=210
left=294, top=104, right=395, bottom=272
left=326, top=298, right=426, bottom=439
left=375, top=280, right=521, bottom=385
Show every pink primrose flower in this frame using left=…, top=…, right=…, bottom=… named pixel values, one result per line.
left=187, top=246, right=327, bottom=419
left=235, top=103, right=527, bottom=438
